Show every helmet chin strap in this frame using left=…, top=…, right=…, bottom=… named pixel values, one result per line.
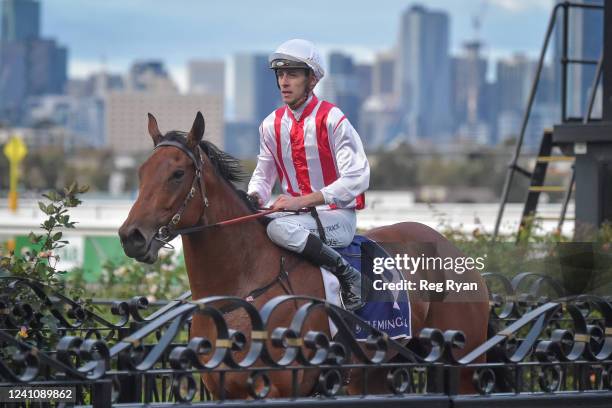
left=290, top=92, right=309, bottom=110
left=288, top=71, right=314, bottom=110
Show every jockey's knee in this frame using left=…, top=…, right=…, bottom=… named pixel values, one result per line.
left=266, top=219, right=309, bottom=252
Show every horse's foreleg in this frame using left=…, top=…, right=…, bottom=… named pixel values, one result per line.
left=346, top=367, right=388, bottom=395
left=425, top=300, right=489, bottom=394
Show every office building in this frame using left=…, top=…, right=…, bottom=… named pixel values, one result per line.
left=396, top=4, right=452, bottom=140
left=188, top=59, right=225, bottom=96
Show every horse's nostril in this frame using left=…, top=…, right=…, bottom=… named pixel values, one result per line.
left=129, top=228, right=147, bottom=249
left=120, top=226, right=148, bottom=254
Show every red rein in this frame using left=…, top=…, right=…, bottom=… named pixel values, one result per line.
left=209, top=207, right=313, bottom=228
left=208, top=208, right=280, bottom=228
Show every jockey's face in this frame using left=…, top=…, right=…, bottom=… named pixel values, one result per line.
left=276, top=68, right=317, bottom=108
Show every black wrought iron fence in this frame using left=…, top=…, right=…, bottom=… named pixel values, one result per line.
left=1, top=274, right=611, bottom=408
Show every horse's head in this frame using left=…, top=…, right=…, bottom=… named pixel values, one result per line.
left=119, top=112, right=208, bottom=263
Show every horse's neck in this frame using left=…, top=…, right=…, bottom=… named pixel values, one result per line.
left=180, top=181, right=285, bottom=300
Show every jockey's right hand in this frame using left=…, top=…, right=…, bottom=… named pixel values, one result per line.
left=248, top=192, right=264, bottom=208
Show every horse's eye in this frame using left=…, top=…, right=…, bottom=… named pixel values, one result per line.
left=172, top=170, right=185, bottom=180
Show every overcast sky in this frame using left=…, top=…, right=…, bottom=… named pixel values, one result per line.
left=38, top=0, right=554, bottom=91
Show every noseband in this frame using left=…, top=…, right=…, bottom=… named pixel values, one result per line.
left=153, top=140, right=209, bottom=247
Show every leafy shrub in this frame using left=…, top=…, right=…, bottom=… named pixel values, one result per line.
left=0, top=182, right=90, bottom=354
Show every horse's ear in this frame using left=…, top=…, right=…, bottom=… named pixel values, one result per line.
left=186, top=111, right=205, bottom=149
left=147, top=113, right=163, bottom=146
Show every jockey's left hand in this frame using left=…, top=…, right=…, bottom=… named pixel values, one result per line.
left=271, top=194, right=305, bottom=211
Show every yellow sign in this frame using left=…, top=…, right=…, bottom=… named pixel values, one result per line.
left=3, top=136, right=27, bottom=212
left=3, top=136, right=28, bottom=162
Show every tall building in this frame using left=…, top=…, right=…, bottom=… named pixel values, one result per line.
left=396, top=4, right=452, bottom=140
left=0, top=41, right=27, bottom=122
left=0, top=0, right=67, bottom=124
left=188, top=59, right=225, bottom=96
left=360, top=50, right=399, bottom=150
left=372, top=50, right=396, bottom=97
left=323, top=52, right=361, bottom=128
left=224, top=121, right=259, bottom=159
left=496, top=54, right=558, bottom=148
left=1, top=0, right=40, bottom=42
left=105, top=92, right=223, bottom=154
left=481, top=81, right=500, bottom=144
left=28, top=38, right=67, bottom=95
left=359, top=95, right=401, bottom=150
left=233, top=53, right=279, bottom=123
left=355, top=63, right=373, bottom=102
left=496, top=53, right=537, bottom=115
left=451, top=41, right=490, bottom=144
left=451, top=42, right=487, bottom=128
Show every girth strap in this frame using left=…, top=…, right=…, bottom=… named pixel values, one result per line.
left=309, top=207, right=327, bottom=245
left=218, top=256, right=296, bottom=314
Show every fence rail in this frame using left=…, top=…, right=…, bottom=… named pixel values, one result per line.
left=1, top=274, right=612, bottom=407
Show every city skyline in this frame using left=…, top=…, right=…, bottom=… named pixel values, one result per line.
left=34, top=0, right=555, bottom=91
left=0, top=0, right=604, bottom=155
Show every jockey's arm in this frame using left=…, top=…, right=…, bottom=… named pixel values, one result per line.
left=319, top=114, right=370, bottom=207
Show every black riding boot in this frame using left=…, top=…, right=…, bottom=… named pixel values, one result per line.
left=301, top=234, right=364, bottom=311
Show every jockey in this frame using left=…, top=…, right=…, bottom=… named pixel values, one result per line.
left=247, top=39, right=370, bottom=311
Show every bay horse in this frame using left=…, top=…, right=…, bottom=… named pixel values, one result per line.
left=118, top=112, right=489, bottom=398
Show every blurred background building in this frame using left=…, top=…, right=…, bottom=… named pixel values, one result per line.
left=396, top=5, right=453, bottom=142
left=0, top=0, right=604, bottom=196
left=105, top=92, right=223, bottom=154
left=225, top=53, right=279, bottom=158
left=0, top=0, right=67, bottom=124
left=188, top=59, right=225, bottom=96
left=2, top=0, right=599, bottom=154
left=0, top=0, right=608, bottom=273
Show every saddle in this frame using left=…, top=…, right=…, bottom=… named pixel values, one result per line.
left=335, top=235, right=412, bottom=340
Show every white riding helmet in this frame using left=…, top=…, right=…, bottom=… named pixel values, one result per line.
left=269, top=39, right=325, bottom=80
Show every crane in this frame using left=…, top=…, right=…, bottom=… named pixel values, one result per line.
left=472, top=0, right=489, bottom=42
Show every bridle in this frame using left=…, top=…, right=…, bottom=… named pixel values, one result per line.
left=151, top=139, right=282, bottom=248
left=149, top=138, right=298, bottom=309
left=153, top=140, right=209, bottom=247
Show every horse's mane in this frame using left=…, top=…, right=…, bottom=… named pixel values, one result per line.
left=161, top=131, right=259, bottom=214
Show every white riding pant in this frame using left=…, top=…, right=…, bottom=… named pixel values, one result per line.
left=266, top=208, right=356, bottom=252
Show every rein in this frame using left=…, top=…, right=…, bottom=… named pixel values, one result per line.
left=171, top=207, right=313, bottom=236
left=151, top=140, right=311, bottom=247
left=170, top=208, right=279, bottom=236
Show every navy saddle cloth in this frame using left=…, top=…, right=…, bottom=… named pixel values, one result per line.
left=336, top=235, right=411, bottom=340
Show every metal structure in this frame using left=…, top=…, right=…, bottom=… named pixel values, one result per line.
left=494, top=1, right=610, bottom=240
left=1, top=274, right=612, bottom=407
